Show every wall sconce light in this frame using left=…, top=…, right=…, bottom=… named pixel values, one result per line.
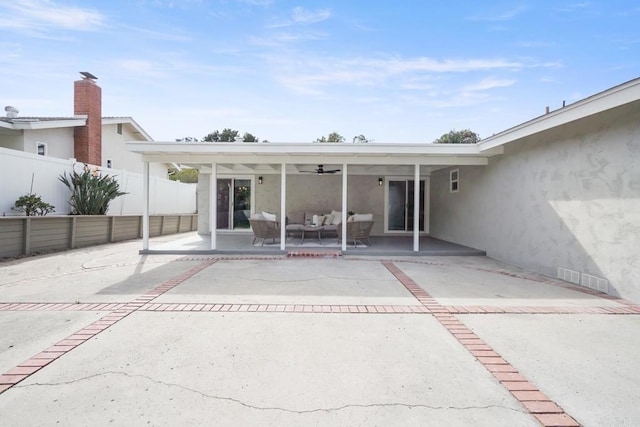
left=378, top=177, right=383, bottom=186
left=258, top=176, right=263, bottom=184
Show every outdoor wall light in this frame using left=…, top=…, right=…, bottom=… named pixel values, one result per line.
left=258, top=176, right=263, bottom=184
left=378, top=177, right=383, bottom=186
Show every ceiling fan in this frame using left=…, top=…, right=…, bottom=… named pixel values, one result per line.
left=300, top=164, right=341, bottom=175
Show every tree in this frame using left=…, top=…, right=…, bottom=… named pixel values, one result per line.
left=203, top=128, right=248, bottom=142
left=242, top=132, right=258, bottom=142
left=168, top=168, right=198, bottom=183
left=352, top=134, right=371, bottom=143
left=175, top=137, right=200, bottom=142
left=13, top=194, right=55, bottom=216
left=315, top=132, right=345, bottom=143
left=433, top=129, right=481, bottom=144
left=203, top=130, right=220, bottom=142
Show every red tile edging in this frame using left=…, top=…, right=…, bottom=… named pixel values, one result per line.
left=381, top=260, right=581, bottom=427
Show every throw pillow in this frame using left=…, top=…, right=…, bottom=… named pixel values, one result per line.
left=262, top=211, right=277, bottom=222
left=331, top=210, right=342, bottom=225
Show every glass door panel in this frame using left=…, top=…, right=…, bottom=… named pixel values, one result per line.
left=216, top=179, right=231, bottom=229
left=388, top=179, right=425, bottom=232
left=217, top=178, right=252, bottom=230
left=388, top=181, right=407, bottom=231
left=233, top=179, right=251, bottom=229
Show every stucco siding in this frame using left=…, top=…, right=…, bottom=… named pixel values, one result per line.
left=257, top=174, right=385, bottom=234
left=23, top=128, right=75, bottom=159
left=431, top=101, right=640, bottom=301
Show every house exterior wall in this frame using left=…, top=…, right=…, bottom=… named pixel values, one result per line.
left=22, top=127, right=75, bottom=159
left=0, top=131, right=24, bottom=151
left=102, top=123, right=165, bottom=176
left=430, top=101, right=640, bottom=301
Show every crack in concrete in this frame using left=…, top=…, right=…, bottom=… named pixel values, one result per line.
left=18, top=371, right=525, bottom=415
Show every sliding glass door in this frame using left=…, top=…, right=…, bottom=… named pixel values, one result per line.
left=386, top=179, right=425, bottom=232
left=216, top=178, right=252, bottom=230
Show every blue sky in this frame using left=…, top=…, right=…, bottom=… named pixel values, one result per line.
left=1, top=0, right=639, bottom=142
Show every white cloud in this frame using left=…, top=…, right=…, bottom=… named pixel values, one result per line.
left=292, top=7, right=330, bottom=24
left=0, top=0, right=106, bottom=33
left=460, top=78, right=516, bottom=92
left=468, top=5, right=528, bottom=22
left=267, top=6, right=331, bottom=28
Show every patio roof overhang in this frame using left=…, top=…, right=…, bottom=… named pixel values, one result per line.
left=126, top=141, right=504, bottom=175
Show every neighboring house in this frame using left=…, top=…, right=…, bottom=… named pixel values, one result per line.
left=0, top=74, right=195, bottom=217
left=127, top=77, right=640, bottom=302
left=0, top=73, right=167, bottom=178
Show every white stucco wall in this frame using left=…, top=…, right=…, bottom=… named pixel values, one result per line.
left=23, top=127, right=75, bottom=159
left=102, top=123, right=164, bottom=175
left=0, top=130, right=25, bottom=151
left=430, top=101, right=640, bottom=302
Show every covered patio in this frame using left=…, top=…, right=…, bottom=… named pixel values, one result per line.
left=144, top=231, right=486, bottom=256
left=125, top=141, right=502, bottom=255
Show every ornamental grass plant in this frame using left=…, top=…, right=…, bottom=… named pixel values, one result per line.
left=59, top=164, right=127, bottom=215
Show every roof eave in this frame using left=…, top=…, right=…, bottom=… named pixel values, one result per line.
left=478, top=77, right=640, bottom=151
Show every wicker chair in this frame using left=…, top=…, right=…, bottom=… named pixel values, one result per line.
left=249, top=218, right=281, bottom=246
left=337, top=220, right=374, bottom=247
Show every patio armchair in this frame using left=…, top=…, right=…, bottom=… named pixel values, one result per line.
left=337, top=220, right=374, bottom=247
left=249, top=218, right=281, bottom=246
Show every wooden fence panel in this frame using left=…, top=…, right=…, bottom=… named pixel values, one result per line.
left=0, top=219, right=24, bottom=257
left=29, top=217, right=72, bottom=253
left=112, top=216, right=140, bottom=241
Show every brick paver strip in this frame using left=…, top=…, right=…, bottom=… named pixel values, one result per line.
left=381, top=260, right=581, bottom=427
left=0, top=258, right=217, bottom=395
left=0, top=256, right=628, bottom=423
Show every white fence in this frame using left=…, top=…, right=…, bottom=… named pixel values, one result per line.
left=0, top=147, right=196, bottom=216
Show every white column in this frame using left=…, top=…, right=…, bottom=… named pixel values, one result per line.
left=142, top=161, right=150, bottom=250
left=341, top=163, right=348, bottom=252
left=210, top=163, right=217, bottom=250
left=413, top=164, right=420, bottom=252
left=280, top=163, right=287, bottom=250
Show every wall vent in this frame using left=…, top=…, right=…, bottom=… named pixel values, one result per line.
left=581, top=273, right=609, bottom=293
left=557, top=267, right=580, bottom=284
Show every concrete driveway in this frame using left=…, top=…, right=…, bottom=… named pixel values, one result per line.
left=1, top=238, right=639, bottom=426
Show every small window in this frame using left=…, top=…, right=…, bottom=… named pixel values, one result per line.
left=117, top=123, right=123, bottom=135
left=450, top=169, right=459, bottom=193
left=36, top=142, right=47, bottom=156
left=106, top=159, right=113, bottom=168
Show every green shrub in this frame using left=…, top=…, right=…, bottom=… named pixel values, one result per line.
left=59, top=164, right=127, bottom=215
left=13, top=194, right=55, bottom=216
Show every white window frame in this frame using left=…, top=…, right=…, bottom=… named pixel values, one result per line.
left=36, top=142, right=47, bottom=156
left=450, top=168, right=459, bottom=193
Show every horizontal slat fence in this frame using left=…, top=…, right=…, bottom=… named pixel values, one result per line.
left=0, top=214, right=197, bottom=258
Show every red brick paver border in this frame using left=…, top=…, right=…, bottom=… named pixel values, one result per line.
left=381, top=260, right=581, bottom=427
left=0, top=258, right=217, bottom=395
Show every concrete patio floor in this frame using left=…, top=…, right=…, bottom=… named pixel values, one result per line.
left=1, top=235, right=639, bottom=426
left=145, top=231, right=487, bottom=256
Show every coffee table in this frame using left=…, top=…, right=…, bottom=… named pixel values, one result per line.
left=300, top=225, right=324, bottom=244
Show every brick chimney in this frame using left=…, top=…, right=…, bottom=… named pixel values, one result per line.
left=74, top=72, right=102, bottom=165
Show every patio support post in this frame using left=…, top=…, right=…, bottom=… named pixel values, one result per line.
left=142, top=161, right=150, bottom=250
left=413, top=163, right=420, bottom=251
left=280, top=162, right=286, bottom=250
left=341, top=163, right=348, bottom=252
left=210, top=163, right=217, bottom=250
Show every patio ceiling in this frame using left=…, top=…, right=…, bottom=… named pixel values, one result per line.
left=126, top=141, right=504, bottom=175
